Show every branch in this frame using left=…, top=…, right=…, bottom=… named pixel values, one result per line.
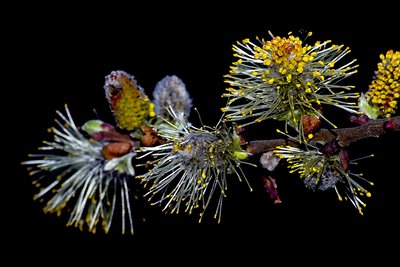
left=331, top=116, right=400, bottom=147
left=246, top=116, right=400, bottom=154
left=246, top=139, right=286, bottom=154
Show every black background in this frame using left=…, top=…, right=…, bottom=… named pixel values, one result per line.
left=7, top=2, right=399, bottom=259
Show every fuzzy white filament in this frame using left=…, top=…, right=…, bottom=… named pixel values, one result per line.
left=22, top=105, right=136, bottom=234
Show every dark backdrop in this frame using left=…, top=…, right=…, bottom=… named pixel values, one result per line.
left=8, top=3, right=399, bottom=259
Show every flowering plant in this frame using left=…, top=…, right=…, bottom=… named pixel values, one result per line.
left=23, top=32, right=399, bottom=235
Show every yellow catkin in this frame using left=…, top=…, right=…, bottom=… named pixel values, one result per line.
left=105, top=71, right=153, bottom=131
left=367, top=50, right=400, bottom=117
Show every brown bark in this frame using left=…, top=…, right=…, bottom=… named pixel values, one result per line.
left=246, top=116, right=400, bottom=154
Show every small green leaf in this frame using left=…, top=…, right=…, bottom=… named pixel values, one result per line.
left=358, top=93, right=381, bottom=119
left=82, top=120, right=104, bottom=135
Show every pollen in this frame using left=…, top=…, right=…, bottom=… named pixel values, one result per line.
left=367, top=50, right=400, bottom=117
left=104, top=71, right=153, bottom=131
left=223, top=32, right=358, bottom=141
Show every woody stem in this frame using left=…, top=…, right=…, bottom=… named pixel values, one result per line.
left=246, top=116, right=400, bottom=154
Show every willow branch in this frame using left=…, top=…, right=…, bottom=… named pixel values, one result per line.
left=246, top=116, right=400, bottom=154
left=245, top=139, right=286, bottom=154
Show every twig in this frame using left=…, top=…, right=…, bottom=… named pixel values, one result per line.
left=246, top=116, right=400, bottom=154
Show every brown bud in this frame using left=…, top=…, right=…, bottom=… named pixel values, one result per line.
left=141, top=134, right=158, bottom=147
left=384, top=118, right=400, bottom=131
left=302, top=115, right=321, bottom=134
left=100, top=123, right=116, bottom=132
left=92, top=131, right=132, bottom=143
left=140, top=125, right=158, bottom=146
left=339, top=149, right=350, bottom=172
left=102, top=142, right=133, bottom=160
left=261, top=175, right=281, bottom=204
left=349, top=114, right=369, bottom=125
left=319, top=141, right=339, bottom=156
